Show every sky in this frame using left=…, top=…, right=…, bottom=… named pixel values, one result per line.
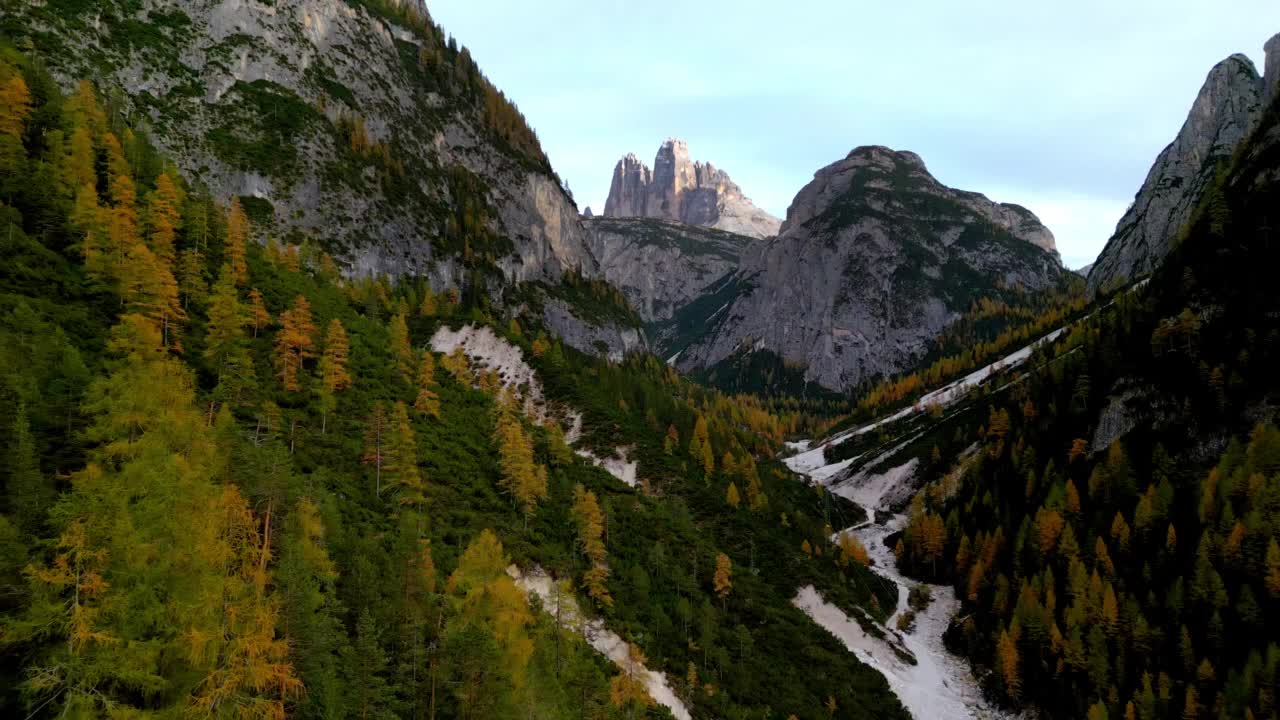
left=428, top=1, right=1280, bottom=269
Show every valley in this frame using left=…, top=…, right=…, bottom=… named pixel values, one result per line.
left=0, top=2, right=1279, bottom=719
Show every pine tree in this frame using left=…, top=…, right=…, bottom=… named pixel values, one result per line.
left=726, top=481, right=741, bottom=509
left=690, top=416, right=714, bottom=475
left=73, top=183, right=109, bottom=279
left=202, top=265, right=258, bottom=410
left=997, top=627, right=1021, bottom=700
left=837, top=532, right=869, bottom=567
left=445, top=530, right=534, bottom=696
left=7, top=403, right=52, bottom=537
left=0, top=68, right=32, bottom=138
left=177, top=247, right=208, bottom=308
left=344, top=608, right=393, bottom=720
left=1266, top=538, right=1280, bottom=597
left=16, top=313, right=297, bottom=716
left=204, top=265, right=246, bottom=376
left=363, top=403, right=389, bottom=496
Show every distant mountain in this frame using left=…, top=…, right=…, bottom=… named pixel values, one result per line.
left=602, top=138, right=781, bottom=239
left=667, top=145, right=1063, bottom=392
left=1088, top=37, right=1280, bottom=293
left=583, top=217, right=751, bottom=323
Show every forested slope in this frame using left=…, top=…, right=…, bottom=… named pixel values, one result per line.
left=0, top=48, right=910, bottom=720
left=875, top=91, right=1280, bottom=718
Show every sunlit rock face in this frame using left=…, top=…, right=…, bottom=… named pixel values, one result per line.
left=603, top=138, right=782, bottom=239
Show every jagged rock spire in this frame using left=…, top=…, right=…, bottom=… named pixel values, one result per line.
left=602, top=139, right=781, bottom=239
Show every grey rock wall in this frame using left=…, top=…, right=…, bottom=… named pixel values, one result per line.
left=1088, top=53, right=1266, bottom=294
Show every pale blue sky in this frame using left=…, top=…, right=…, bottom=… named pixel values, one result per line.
left=429, top=1, right=1279, bottom=269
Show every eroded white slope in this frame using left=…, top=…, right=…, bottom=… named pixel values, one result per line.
left=429, top=325, right=637, bottom=486
left=785, top=439, right=1011, bottom=718
left=508, top=565, right=691, bottom=720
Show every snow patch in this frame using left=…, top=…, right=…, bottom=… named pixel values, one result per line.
left=509, top=566, right=691, bottom=720
left=831, top=458, right=919, bottom=510
left=814, top=325, right=1072, bottom=452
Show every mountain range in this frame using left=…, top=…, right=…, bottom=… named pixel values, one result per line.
left=2, top=2, right=1280, bottom=719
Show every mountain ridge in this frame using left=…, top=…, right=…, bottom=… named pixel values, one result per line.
left=668, top=144, right=1063, bottom=392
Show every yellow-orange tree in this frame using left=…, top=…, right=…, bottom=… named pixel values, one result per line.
left=274, top=295, right=317, bottom=392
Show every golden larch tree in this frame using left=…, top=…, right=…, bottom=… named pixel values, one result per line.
left=383, top=401, right=424, bottom=508
left=226, top=198, right=250, bottom=286
left=493, top=392, right=549, bottom=522
left=413, top=352, right=441, bottom=418
left=318, top=319, right=352, bottom=433
left=388, top=311, right=414, bottom=383
left=273, top=295, right=317, bottom=392
left=247, top=288, right=271, bottom=337
left=713, top=552, right=732, bottom=605
left=609, top=644, right=654, bottom=713
left=571, top=484, right=612, bottom=606
left=146, top=172, right=183, bottom=266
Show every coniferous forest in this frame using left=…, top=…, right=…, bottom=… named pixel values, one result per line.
left=3, top=3, right=1280, bottom=720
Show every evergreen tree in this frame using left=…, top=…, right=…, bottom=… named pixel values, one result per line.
left=6, top=403, right=52, bottom=538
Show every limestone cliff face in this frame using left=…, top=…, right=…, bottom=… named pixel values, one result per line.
left=1266, top=33, right=1280, bottom=103
left=2, top=0, right=597, bottom=287
left=1088, top=52, right=1267, bottom=294
left=603, top=139, right=781, bottom=239
left=584, top=217, right=750, bottom=323
left=672, top=146, right=1063, bottom=391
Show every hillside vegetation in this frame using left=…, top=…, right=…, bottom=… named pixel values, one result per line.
left=0, top=49, right=911, bottom=720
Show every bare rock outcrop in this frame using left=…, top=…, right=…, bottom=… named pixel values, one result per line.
left=603, top=139, right=781, bottom=239
left=672, top=146, right=1063, bottom=391
left=1088, top=52, right=1267, bottom=294
left=2, top=0, right=597, bottom=288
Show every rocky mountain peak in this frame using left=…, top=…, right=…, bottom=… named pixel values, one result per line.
left=602, top=139, right=782, bottom=239
left=783, top=145, right=1058, bottom=253
left=670, top=145, right=1063, bottom=391
left=1088, top=48, right=1267, bottom=293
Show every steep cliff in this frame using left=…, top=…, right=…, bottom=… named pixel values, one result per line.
left=671, top=146, right=1063, bottom=392
left=0, top=0, right=596, bottom=286
left=583, top=217, right=750, bottom=323
left=1267, top=32, right=1280, bottom=103
left=1087, top=51, right=1267, bottom=294
left=602, top=138, right=781, bottom=239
